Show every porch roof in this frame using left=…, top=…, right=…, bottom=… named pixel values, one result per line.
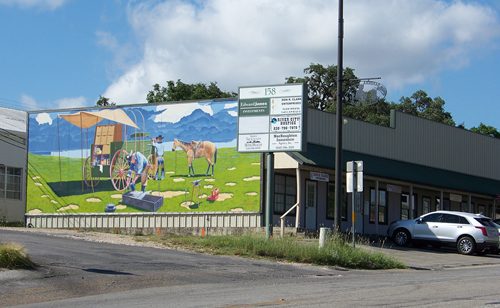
left=289, top=143, right=500, bottom=197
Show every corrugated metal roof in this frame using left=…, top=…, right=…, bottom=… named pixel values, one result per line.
left=0, top=107, right=27, bottom=132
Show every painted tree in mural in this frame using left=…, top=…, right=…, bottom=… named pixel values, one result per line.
left=146, top=80, right=236, bottom=103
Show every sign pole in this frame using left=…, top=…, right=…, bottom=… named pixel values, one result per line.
left=347, top=161, right=363, bottom=247
left=352, top=168, right=356, bottom=247
left=265, top=152, right=275, bottom=239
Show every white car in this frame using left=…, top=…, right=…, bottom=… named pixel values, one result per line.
left=387, top=211, right=499, bottom=255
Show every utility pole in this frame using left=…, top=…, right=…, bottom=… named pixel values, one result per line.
left=334, top=0, right=344, bottom=231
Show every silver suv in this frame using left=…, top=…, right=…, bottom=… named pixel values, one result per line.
left=388, top=211, right=499, bottom=255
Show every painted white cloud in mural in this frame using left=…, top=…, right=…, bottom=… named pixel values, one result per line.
left=227, top=110, right=237, bottom=117
left=154, top=102, right=213, bottom=123
left=223, top=102, right=237, bottom=109
left=35, top=113, right=53, bottom=125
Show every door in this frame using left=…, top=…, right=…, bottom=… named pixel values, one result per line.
left=305, top=180, right=317, bottom=230
left=413, top=212, right=442, bottom=240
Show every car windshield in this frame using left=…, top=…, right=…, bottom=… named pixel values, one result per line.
left=474, top=217, right=496, bottom=227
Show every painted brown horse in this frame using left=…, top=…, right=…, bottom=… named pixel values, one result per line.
left=172, top=139, right=217, bottom=176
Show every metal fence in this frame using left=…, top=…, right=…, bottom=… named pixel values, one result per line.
left=25, top=212, right=262, bottom=230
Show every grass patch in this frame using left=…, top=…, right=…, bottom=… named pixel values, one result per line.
left=0, top=243, right=37, bottom=270
left=27, top=147, right=261, bottom=213
left=137, top=233, right=405, bottom=270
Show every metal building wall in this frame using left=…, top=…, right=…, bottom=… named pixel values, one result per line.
left=0, top=109, right=27, bottom=223
left=307, top=109, right=500, bottom=181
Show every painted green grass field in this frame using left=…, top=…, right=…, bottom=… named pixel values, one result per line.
left=27, top=147, right=262, bottom=214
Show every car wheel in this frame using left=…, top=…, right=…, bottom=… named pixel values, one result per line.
left=393, top=229, right=411, bottom=247
left=457, top=236, right=475, bottom=255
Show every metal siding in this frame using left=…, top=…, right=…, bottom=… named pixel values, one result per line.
left=307, top=109, right=500, bottom=181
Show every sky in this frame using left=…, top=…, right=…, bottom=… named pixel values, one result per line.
left=0, top=0, right=499, bottom=129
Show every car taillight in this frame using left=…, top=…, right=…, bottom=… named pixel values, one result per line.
left=476, top=226, right=488, bottom=236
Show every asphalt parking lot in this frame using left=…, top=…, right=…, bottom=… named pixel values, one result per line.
left=363, top=242, right=500, bottom=270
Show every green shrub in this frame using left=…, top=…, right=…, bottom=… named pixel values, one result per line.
left=0, top=243, right=37, bottom=270
left=142, top=233, right=405, bottom=270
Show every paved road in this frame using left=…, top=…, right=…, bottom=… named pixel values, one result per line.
left=2, top=229, right=500, bottom=307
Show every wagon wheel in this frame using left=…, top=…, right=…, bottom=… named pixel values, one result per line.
left=110, top=149, right=130, bottom=191
left=147, top=154, right=158, bottom=180
left=83, top=156, right=100, bottom=187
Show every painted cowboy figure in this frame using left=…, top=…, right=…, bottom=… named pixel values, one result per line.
left=126, top=151, right=150, bottom=192
left=152, top=134, right=167, bottom=180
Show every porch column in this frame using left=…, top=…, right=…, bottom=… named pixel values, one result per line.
left=375, top=180, right=379, bottom=235
left=295, top=168, right=302, bottom=229
left=439, top=190, right=444, bottom=211
left=409, top=185, right=414, bottom=219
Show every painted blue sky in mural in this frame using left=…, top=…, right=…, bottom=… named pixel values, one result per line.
left=28, top=100, right=238, bottom=154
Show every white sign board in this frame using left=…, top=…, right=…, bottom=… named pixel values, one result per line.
left=450, top=193, right=462, bottom=202
left=346, top=161, right=364, bottom=193
left=310, top=171, right=329, bottom=182
left=237, top=84, right=306, bottom=152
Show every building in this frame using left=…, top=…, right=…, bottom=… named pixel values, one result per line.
left=275, top=109, right=500, bottom=236
left=23, top=100, right=500, bottom=235
left=0, top=107, right=27, bottom=224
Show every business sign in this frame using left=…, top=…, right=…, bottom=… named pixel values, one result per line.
left=310, top=171, right=329, bottom=182
left=237, top=84, right=306, bottom=152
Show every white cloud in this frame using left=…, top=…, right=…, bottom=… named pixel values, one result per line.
left=227, top=110, right=237, bottom=117
left=35, top=112, right=52, bottom=125
left=96, top=31, right=119, bottom=50
left=20, top=94, right=39, bottom=110
left=154, top=102, right=213, bottom=123
left=0, top=0, right=68, bottom=10
left=223, top=102, right=237, bottom=109
left=55, top=96, right=87, bottom=109
left=103, top=0, right=500, bottom=103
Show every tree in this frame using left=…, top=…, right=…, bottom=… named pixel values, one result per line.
left=96, top=96, right=115, bottom=107
left=146, top=80, right=236, bottom=103
left=470, top=123, right=500, bottom=138
left=394, top=90, right=455, bottom=126
left=286, top=63, right=360, bottom=111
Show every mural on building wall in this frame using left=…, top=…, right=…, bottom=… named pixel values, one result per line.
left=27, top=100, right=261, bottom=214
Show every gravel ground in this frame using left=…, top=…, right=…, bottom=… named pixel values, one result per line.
left=0, top=227, right=166, bottom=249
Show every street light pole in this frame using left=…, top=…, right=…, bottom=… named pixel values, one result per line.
left=334, top=0, right=344, bottom=231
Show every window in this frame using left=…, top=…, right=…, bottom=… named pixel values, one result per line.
left=477, top=204, right=486, bottom=216
left=442, top=214, right=460, bottom=224
left=369, top=188, right=387, bottom=224
left=412, top=194, right=418, bottom=219
left=423, top=197, right=431, bottom=215
left=459, top=216, right=469, bottom=224
left=327, top=183, right=335, bottom=219
left=327, top=183, right=347, bottom=221
left=379, top=189, right=388, bottom=224
left=460, top=202, right=469, bottom=212
left=0, top=165, right=4, bottom=198
left=401, top=194, right=410, bottom=220
left=369, top=188, right=376, bottom=223
left=0, top=166, right=22, bottom=200
left=274, top=174, right=296, bottom=215
left=422, top=213, right=442, bottom=223
left=443, top=198, right=450, bottom=211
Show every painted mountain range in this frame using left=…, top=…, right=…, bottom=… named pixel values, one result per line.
left=28, top=105, right=238, bottom=153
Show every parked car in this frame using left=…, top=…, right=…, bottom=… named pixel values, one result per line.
left=388, top=211, right=499, bottom=255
